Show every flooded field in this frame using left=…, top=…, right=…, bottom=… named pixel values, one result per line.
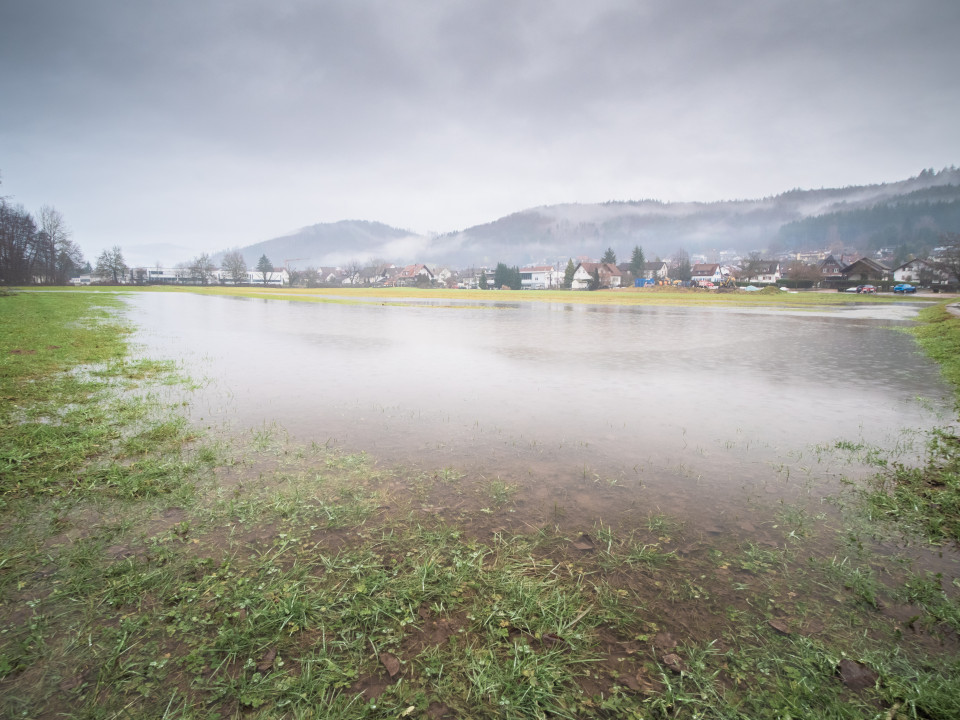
left=128, top=292, right=953, bottom=525
left=5, top=290, right=959, bottom=718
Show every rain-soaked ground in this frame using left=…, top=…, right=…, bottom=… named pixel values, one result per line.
left=126, top=292, right=954, bottom=528
left=5, top=290, right=960, bottom=718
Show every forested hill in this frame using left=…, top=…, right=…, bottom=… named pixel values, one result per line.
left=772, top=183, right=960, bottom=256
left=428, top=168, right=960, bottom=265
left=232, top=168, right=960, bottom=268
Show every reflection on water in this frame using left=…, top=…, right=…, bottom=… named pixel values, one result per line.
left=127, top=293, right=952, bottom=513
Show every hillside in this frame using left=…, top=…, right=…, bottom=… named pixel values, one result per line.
left=230, top=168, right=960, bottom=269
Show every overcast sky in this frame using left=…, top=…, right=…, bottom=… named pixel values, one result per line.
left=2, top=0, right=958, bottom=267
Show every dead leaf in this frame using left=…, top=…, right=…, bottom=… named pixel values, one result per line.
left=767, top=618, right=791, bottom=635
left=653, top=631, right=677, bottom=651
left=837, top=659, right=877, bottom=691
left=572, top=534, right=595, bottom=551
left=379, top=652, right=401, bottom=678
left=662, top=653, right=684, bottom=674
left=635, top=671, right=658, bottom=695
left=256, top=648, right=277, bottom=672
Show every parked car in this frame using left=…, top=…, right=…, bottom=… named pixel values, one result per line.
left=857, top=285, right=877, bottom=294
left=893, top=283, right=917, bottom=294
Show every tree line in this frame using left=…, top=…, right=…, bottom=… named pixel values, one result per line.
left=0, top=186, right=86, bottom=285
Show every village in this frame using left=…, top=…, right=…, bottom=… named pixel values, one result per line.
left=71, top=243, right=960, bottom=293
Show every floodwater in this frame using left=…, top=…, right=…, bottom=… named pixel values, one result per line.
left=127, top=293, right=953, bottom=519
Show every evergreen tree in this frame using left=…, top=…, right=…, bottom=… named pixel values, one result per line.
left=478, top=271, right=488, bottom=290
left=563, top=259, right=575, bottom=289
left=256, top=254, right=273, bottom=285
left=493, top=262, right=510, bottom=288
left=601, top=247, right=617, bottom=264
left=493, top=263, right=521, bottom=289
left=674, top=249, right=692, bottom=281
left=630, top=245, right=646, bottom=278
left=588, top=266, right=601, bottom=290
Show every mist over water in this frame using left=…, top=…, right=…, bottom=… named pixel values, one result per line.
left=127, top=293, right=952, bottom=518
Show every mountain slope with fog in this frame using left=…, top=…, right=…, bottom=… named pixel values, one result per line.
left=230, top=168, right=960, bottom=269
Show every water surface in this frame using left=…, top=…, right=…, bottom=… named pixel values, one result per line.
left=127, top=293, right=952, bottom=518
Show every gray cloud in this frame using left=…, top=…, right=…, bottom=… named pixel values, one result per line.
left=2, top=0, right=958, bottom=266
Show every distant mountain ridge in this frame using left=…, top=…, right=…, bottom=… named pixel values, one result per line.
left=228, top=168, right=960, bottom=269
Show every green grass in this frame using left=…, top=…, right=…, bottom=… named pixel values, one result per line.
left=2, top=290, right=959, bottom=719
left=36, top=282, right=928, bottom=310
left=848, top=304, right=960, bottom=543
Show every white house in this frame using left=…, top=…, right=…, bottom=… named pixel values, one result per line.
left=571, top=262, right=622, bottom=290
left=643, top=261, right=669, bottom=280
left=250, top=269, right=288, bottom=285
left=741, top=261, right=781, bottom=285
left=691, top=263, right=724, bottom=285
left=519, top=266, right=555, bottom=289
left=893, top=259, right=934, bottom=284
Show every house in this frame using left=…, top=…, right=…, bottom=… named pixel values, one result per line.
left=430, top=267, right=454, bottom=286
left=928, top=262, right=959, bottom=292
left=394, top=264, right=434, bottom=286
left=691, top=263, right=724, bottom=285
left=817, top=254, right=845, bottom=281
left=619, top=261, right=669, bottom=281
left=571, top=262, right=622, bottom=290
left=741, top=261, right=781, bottom=285
left=893, top=259, right=936, bottom=285
left=841, top=257, right=890, bottom=285
left=245, top=269, right=289, bottom=286
left=519, top=266, right=555, bottom=289
left=643, top=261, right=669, bottom=280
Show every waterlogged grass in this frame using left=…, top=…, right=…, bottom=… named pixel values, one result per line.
left=2, top=291, right=959, bottom=719
left=3, top=453, right=958, bottom=719
left=47, top=282, right=929, bottom=309
left=845, top=304, right=960, bottom=544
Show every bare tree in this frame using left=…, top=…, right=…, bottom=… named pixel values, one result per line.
left=39, top=205, right=82, bottom=284
left=740, top=252, right=766, bottom=281
left=938, top=232, right=960, bottom=281
left=190, top=253, right=216, bottom=285
left=94, top=246, right=128, bottom=284
left=783, top=260, right=822, bottom=284
left=174, top=262, right=190, bottom=284
left=671, top=249, right=691, bottom=281
left=343, top=259, right=363, bottom=285
left=221, top=249, right=248, bottom=285
left=300, top=266, right=320, bottom=287
left=0, top=200, right=38, bottom=284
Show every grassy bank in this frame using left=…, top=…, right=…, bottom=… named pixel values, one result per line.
left=853, top=304, right=960, bottom=544
left=1, top=291, right=958, bottom=719
left=47, top=283, right=934, bottom=309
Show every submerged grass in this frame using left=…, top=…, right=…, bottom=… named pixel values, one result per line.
left=1, top=290, right=959, bottom=719
left=849, top=304, right=960, bottom=544
left=43, top=282, right=931, bottom=309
